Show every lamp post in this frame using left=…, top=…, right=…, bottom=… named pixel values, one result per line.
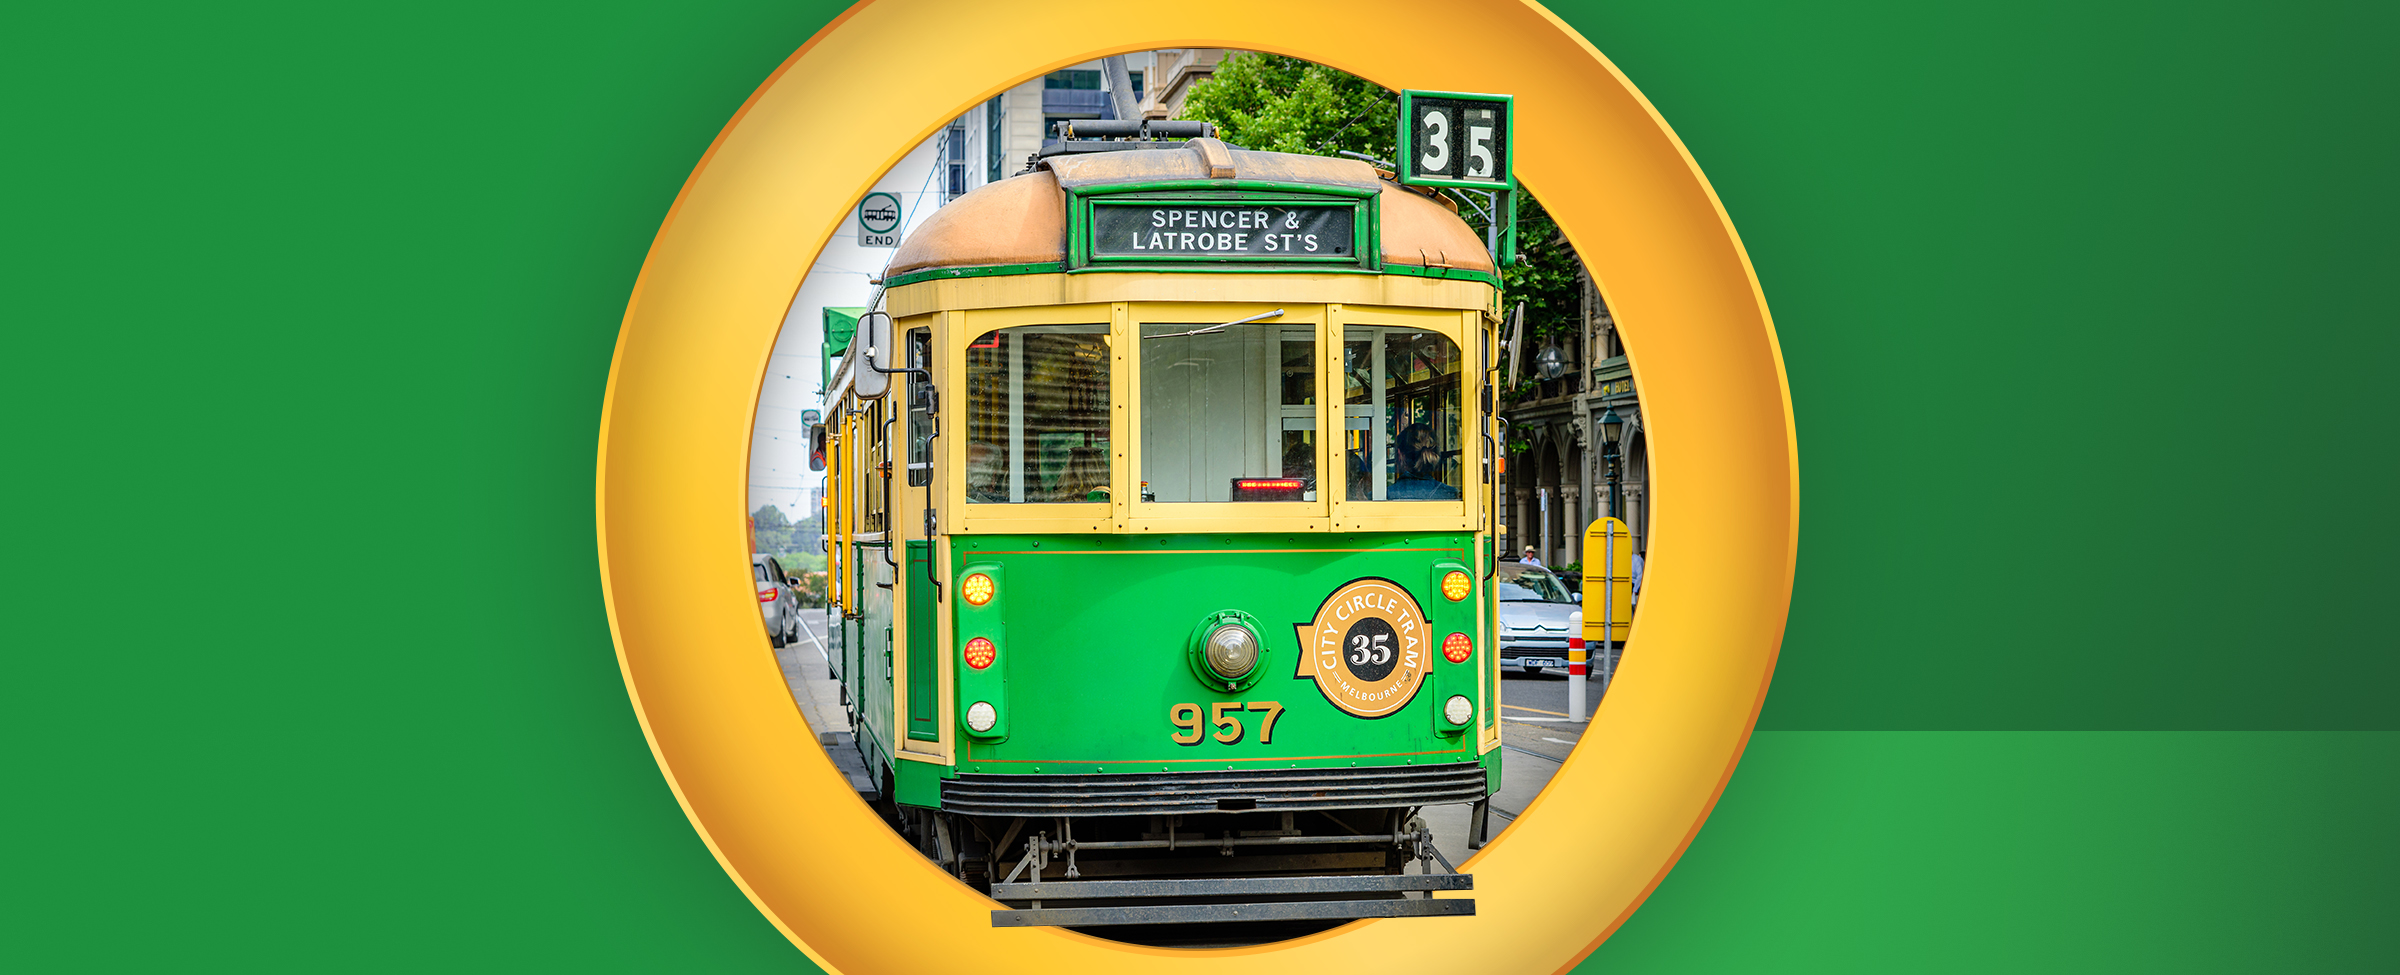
left=1594, top=407, right=1625, bottom=698
left=1598, top=407, right=1624, bottom=519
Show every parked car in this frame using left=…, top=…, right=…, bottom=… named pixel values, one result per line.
left=1495, top=560, right=1579, bottom=675
left=1553, top=568, right=1583, bottom=599
left=754, top=554, right=801, bottom=648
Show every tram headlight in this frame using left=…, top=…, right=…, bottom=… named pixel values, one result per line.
left=1186, top=610, right=1269, bottom=692
left=1444, top=695, right=1474, bottom=726
left=1206, top=624, right=1259, bottom=679
left=965, top=700, right=997, bottom=733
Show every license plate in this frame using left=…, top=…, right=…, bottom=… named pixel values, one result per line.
left=1518, top=658, right=1564, bottom=669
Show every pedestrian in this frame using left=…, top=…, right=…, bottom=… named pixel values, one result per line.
left=1520, top=545, right=1542, bottom=567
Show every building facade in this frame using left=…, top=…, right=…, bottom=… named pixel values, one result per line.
left=1499, top=265, right=1647, bottom=573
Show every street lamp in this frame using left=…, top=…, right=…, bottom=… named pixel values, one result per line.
left=1598, top=407, right=1624, bottom=519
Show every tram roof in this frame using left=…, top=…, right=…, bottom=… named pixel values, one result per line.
left=882, top=137, right=1495, bottom=281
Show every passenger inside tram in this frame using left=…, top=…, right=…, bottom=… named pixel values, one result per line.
left=1054, top=446, right=1109, bottom=502
left=965, top=441, right=1007, bottom=503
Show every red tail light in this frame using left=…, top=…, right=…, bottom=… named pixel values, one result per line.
left=758, top=587, right=779, bottom=603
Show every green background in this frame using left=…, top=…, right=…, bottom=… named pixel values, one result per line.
left=9, top=1, right=2394, bottom=969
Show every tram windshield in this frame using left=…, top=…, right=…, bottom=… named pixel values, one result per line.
left=963, top=324, right=1111, bottom=503
left=1140, top=321, right=1318, bottom=502
left=1343, top=327, right=1463, bottom=501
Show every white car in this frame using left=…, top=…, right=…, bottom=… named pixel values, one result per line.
left=753, top=554, right=801, bottom=648
left=1495, top=561, right=1579, bottom=675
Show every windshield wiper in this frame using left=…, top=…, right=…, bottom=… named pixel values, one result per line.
left=1143, top=308, right=1285, bottom=339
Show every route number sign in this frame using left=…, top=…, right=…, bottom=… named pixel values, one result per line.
left=857, top=191, right=902, bottom=247
left=1398, top=91, right=1514, bottom=191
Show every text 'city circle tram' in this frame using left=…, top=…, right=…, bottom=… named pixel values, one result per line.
left=810, top=93, right=1518, bottom=945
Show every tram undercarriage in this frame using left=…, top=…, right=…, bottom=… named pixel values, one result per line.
left=891, top=799, right=1480, bottom=945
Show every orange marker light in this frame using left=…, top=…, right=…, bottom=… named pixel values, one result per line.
left=964, top=637, right=996, bottom=670
left=1443, top=632, right=1473, bottom=664
left=1441, top=570, right=1472, bottom=602
left=961, top=573, right=994, bottom=606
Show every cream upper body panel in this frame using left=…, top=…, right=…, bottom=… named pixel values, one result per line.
left=880, top=137, right=1496, bottom=291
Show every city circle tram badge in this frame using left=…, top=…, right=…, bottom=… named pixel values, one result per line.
left=1293, top=578, right=1431, bottom=718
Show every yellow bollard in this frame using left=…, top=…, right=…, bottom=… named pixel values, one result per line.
left=1581, top=517, right=1636, bottom=688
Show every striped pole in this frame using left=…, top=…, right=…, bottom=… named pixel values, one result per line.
left=1567, top=609, right=1586, bottom=723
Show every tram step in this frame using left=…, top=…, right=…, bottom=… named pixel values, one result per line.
left=992, top=895, right=1474, bottom=927
left=991, top=872, right=1475, bottom=927
left=994, top=872, right=1472, bottom=900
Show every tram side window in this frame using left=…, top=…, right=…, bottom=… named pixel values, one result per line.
left=963, top=324, right=1111, bottom=503
left=906, top=328, right=933, bottom=487
left=1141, top=321, right=1316, bottom=502
left=1342, top=327, right=1463, bottom=501
left=860, top=399, right=889, bottom=532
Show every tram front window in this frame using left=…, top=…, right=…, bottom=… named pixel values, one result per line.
left=1343, top=327, right=1463, bottom=501
left=963, top=324, right=1111, bottom=503
left=1140, top=320, right=1317, bottom=502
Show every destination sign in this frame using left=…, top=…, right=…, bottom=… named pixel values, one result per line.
left=1090, top=203, right=1355, bottom=262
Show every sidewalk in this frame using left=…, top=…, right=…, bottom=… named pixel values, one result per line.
left=774, top=617, right=873, bottom=793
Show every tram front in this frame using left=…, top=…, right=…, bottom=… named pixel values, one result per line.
left=835, top=131, right=1505, bottom=938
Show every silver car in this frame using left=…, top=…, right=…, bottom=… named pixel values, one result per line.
left=1496, top=561, right=1579, bottom=675
left=753, top=554, right=801, bottom=648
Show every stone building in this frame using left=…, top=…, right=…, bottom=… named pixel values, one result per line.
left=1499, top=266, right=1647, bottom=572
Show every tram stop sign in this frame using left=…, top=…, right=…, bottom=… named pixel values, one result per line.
left=1398, top=91, right=1514, bottom=191
left=857, top=191, right=902, bottom=247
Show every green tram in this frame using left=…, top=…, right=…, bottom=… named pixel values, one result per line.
left=814, top=125, right=1504, bottom=936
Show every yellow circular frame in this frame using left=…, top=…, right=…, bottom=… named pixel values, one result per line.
left=595, top=1, right=1798, bottom=972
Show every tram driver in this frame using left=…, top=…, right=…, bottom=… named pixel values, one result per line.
left=1386, top=423, right=1460, bottom=500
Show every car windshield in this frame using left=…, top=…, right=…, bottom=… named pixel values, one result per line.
left=1495, top=564, right=1572, bottom=603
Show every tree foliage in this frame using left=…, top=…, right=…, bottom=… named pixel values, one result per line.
left=1177, top=53, right=1398, bottom=161
left=1498, top=192, right=1585, bottom=407
left=750, top=504, right=826, bottom=597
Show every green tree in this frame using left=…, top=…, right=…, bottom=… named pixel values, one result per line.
left=1177, top=53, right=1397, bottom=160
left=1499, top=193, right=1583, bottom=399
left=750, top=504, right=794, bottom=555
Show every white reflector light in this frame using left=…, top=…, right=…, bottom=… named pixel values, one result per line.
left=1445, top=695, right=1473, bottom=726
left=965, top=701, right=997, bottom=733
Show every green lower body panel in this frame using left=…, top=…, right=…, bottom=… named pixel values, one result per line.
left=896, top=758, right=948, bottom=809
left=905, top=541, right=938, bottom=742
